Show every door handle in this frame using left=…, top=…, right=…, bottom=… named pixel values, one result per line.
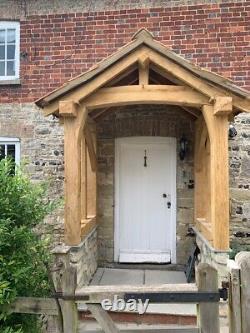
left=163, top=193, right=171, bottom=209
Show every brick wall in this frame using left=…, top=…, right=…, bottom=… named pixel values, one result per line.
left=0, top=1, right=249, bottom=103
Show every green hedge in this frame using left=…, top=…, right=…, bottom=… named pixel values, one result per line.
left=0, top=160, right=56, bottom=332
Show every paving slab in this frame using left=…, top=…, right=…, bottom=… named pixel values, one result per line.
left=98, top=268, right=144, bottom=285
left=145, top=270, right=187, bottom=284
left=90, top=268, right=105, bottom=285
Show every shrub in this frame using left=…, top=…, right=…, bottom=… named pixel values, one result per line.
left=0, top=159, right=56, bottom=332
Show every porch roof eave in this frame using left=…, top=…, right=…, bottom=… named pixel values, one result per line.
left=35, top=28, right=250, bottom=116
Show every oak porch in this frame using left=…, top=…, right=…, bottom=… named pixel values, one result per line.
left=36, top=29, right=250, bottom=252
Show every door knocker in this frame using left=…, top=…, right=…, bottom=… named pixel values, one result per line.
left=144, top=150, right=147, bottom=167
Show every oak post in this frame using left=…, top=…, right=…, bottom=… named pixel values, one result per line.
left=196, top=263, right=219, bottom=333
left=60, top=101, right=88, bottom=245
left=202, top=105, right=229, bottom=250
left=81, top=136, right=87, bottom=221
left=61, top=264, right=78, bottom=333
left=194, top=116, right=210, bottom=222
left=235, top=252, right=250, bottom=333
left=138, top=55, right=150, bottom=85
left=86, top=122, right=97, bottom=218
left=228, top=260, right=242, bottom=333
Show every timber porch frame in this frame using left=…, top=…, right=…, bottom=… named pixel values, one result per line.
left=36, top=28, right=250, bottom=251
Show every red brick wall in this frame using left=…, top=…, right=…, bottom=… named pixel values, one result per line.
left=0, top=1, right=249, bottom=103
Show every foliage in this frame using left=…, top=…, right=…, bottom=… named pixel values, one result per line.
left=0, top=159, right=55, bottom=332
left=229, top=240, right=250, bottom=260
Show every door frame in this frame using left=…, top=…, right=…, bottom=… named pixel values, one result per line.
left=114, top=136, right=177, bottom=264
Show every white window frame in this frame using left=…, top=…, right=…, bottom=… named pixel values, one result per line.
left=0, top=21, right=20, bottom=81
left=0, top=137, right=20, bottom=165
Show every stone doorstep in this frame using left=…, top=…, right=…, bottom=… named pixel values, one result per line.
left=78, top=322, right=198, bottom=333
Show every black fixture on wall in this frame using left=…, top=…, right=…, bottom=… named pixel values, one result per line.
left=179, top=136, right=188, bottom=160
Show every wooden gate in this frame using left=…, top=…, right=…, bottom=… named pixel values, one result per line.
left=5, top=263, right=222, bottom=333
left=10, top=256, right=250, bottom=333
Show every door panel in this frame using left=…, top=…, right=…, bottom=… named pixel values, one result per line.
left=115, top=137, right=176, bottom=263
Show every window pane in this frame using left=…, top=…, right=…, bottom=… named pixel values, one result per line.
left=7, top=45, right=15, bottom=59
left=7, top=144, right=15, bottom=159
left=7, top=61, right=15, bottom=76
left=0, top=30, right=5, bottom=44
left=0, top=61, right=5, bottom=75
left=0, top=145, right=5, bottom=160
left=7, top=29, right=16, bottom=43
left=0, top=45, right=5, bottom=60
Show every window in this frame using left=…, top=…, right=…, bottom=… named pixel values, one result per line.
left=0, top=21, right=20, bottom=81
left=0, top=137, right=20, bottom=165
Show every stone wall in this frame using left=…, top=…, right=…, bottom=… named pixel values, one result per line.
left=52, top=227, right=98, bottom=287
left=96, top=105, right=195, bottom=265
left=0, top=103, right=65, bottom=246
left=229, top=113, right=250, bottom=249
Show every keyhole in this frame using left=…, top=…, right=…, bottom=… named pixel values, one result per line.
left=144, top=150, right=147, bottom=167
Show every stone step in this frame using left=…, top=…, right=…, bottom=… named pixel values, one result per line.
left=78, top=322, right=199, bottom=333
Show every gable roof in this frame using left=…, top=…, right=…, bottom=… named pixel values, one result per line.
left=36, top=28, right=250, bottom=113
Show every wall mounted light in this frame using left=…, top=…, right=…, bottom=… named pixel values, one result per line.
left=229, top=124, right=237, bottom=138
left=179, top=136, right=188, bottom=160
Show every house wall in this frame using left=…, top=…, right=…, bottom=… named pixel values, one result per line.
left=0, top=1, right=249, bottom=256
left=0, top=103, right=65, bottom=245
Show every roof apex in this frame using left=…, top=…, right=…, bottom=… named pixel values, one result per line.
left=132, top=28, right=154, bottom=41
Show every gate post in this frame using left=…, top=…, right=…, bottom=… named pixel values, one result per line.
left=228, top=259, right=241, bottom=333
left=52, top=246, right=78, bottom=333
left=196, top=263, right=220, bottom=333
left=235, top=252, right=250, bottom=333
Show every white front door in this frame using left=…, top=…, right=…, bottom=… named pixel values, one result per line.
left=115, top=137, right=176, bottom=264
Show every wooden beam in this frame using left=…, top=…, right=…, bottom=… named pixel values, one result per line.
left=81, top=217, right=97, bottom=238
left=84, top=85, right=210, bottom=109
left=235, top=252, right=250, bottom=333
left=76, top=284, right=197, bottom=304
left=202, top=105, right=229, bottom=250
left=182, top=106, right=201, bottom=118
left=81, top=136, right=87, bottom=221
left=43, top=48, right=149, bottom=115
left=105, top=64, right=137, bottom=87
left=194, top=117, right=210, bottom=222
left=150, top=63, right=183, bottom=85
left=213, top=96, right=233, bottom=116
left=86, top=122, right=97, bottom=218
left=59, top=100, right=78, bottom=117
left=196, top=264, right=219, bottom=333
left=138, top=55, right=150, bottom=85
left=5, top=297, right=58, bottom=315
left=62, top=102, right=88, bottom=245
left=196, top=218, right=213, bottom=242
left=228, top=260, right=242, bottom=333
left=147, top=49, right=250, bottom=113
left=197, top=120, right=208, bottom=172
left=88, top=304, right=119, bottom=333
left=84, top=123, right=97, bottom=172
